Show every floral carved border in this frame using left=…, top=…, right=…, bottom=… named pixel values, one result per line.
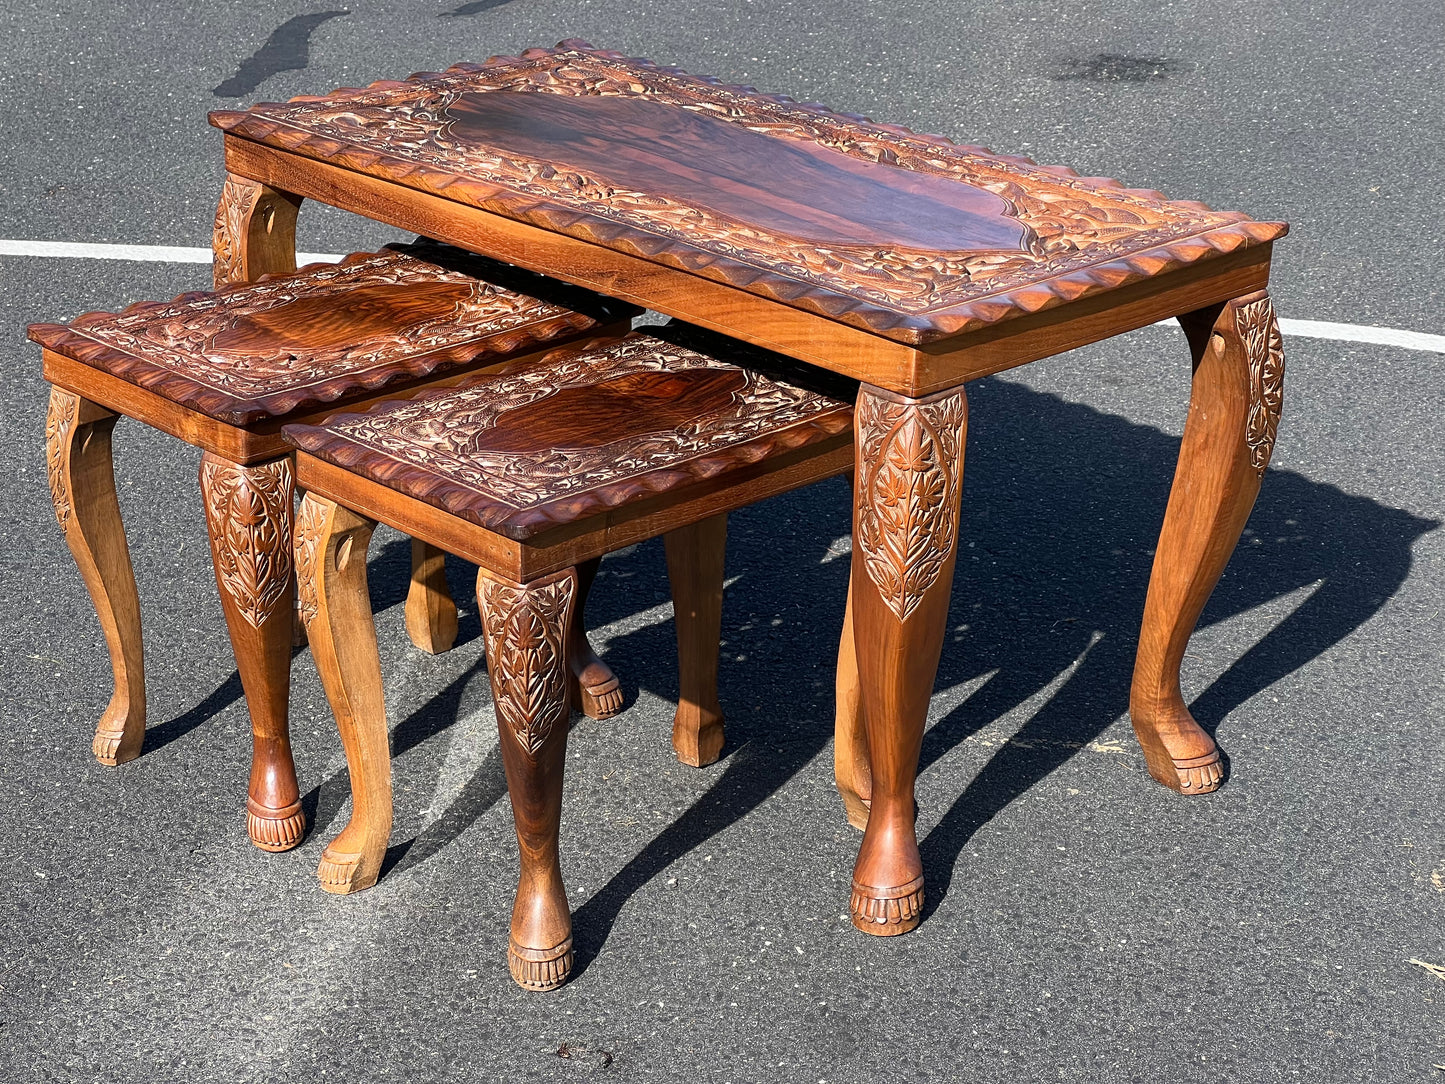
left=221, top=48, right=1261, bottom=320
left=855, top=387, right=968, bottom=622
left=478, top=571, right=575, bottom=756
left=200, top=456, right=295, bottom=628
left=1236, top=294, right=1285, bottom=475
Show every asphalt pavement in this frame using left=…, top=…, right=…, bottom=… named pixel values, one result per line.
left=1, top=2, right=1442, bottom=1081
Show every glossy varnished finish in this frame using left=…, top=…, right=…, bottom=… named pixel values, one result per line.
left=211, top=41, right=1285, bottom=356
left=32, top=242, right=637, bottom=850
left=289, top=329, right=856, bottom=988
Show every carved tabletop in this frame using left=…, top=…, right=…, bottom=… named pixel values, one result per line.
left=211, top=40, right=1285, bottom=395
left=285, top=324, right=853, bottom=540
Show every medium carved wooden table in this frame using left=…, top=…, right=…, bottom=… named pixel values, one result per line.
left=209, top=40, right=1287, bottom=935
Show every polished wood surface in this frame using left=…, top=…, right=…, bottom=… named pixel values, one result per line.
left=30, top=242, right=634, bottom=426
left=1131, top=289, right=1283, bottom=793
left=45, top=388, right=146, bottom=766
left=284, top=325, right=855, bottom=541
left=212, top=41, right=1284, bottom=353
left=440, top=90, right=1030, bottom=253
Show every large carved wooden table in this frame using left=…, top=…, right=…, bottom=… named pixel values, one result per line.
left=209, top=40, right=1287, bottom=935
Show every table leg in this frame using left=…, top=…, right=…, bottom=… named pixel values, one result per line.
left=212, top=173, right=302, bottom=288
left=478, top=566, right=578, bottom=991
left=405, top=539, right=459, bottom=654
left=295, top=495, right=392, bottom=893
left=566, top=556, right=624, bottom=719
left=1131, top=289, right=1284, bottom=793
left=664, top=513, right=728, bottom=767
left=849, top=383, right=968, bottom=935
left=199, top=452, right=304, bottom=851
left=45, top=386, right=147, bottom=765
left=833, top=574, right=872, bottom=829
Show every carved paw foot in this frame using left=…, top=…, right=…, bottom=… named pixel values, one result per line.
left=92, top=726, right=140, bottom=767
left=509, top=935, right=574, bottom=991
left=569, top=648, right=623, bottom=720
left=850, top=875, right=925, bottom=936
left=316, top=846, right=378, bottom=895
left=246, top=799, right=306, bottom=852
left=1151, top=749, right=1224, bottom=795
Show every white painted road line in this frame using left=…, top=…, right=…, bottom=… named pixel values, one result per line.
left=3, top=238, right=1442, bottom=354
left=0, top=239, right=341, bottom=265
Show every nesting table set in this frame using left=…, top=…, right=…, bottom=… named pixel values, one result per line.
left=33, top=40, right=1286, bottom=989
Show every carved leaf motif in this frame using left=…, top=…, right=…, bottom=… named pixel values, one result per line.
left=1236, top=295, right=1285, bottom=475
left=212, top=176, right=256, bottom=289
left=855, top=389, right=966, bottom=622
left=478, top=575, right=575, bottom=756
left=45, top=390, right=79, bottom=535
left=293, top=495, right=327, bottom=628
left=200, top=458, right=295, bottom=628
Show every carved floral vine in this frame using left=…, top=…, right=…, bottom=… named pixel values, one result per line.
left=1235, top=295, right=1285, bottom=476
left=200, top=457, right=295, bottom=628
left=293, top=494, right=328, bottom=628
left=855, top=388, right=967, bottom=621
left=212, top=176, right=257, bottom=289
left=45, top=389, right=80, bottom=535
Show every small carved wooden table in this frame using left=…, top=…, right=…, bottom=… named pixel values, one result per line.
left=209, top=40, right=1287, bottom=935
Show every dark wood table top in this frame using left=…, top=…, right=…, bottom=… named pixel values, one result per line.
left=212, top=40, right=1286, bottom=394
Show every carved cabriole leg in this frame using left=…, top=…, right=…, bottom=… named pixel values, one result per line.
left=833, top=575, right=872, bottom=830
left=45, top=386, right=147, bottom=765
left=1131, top=290, right=1284, bottom=794
left=405, top=539, right=459, bottom=654
left=663, top=513, right=727, bottom=767
left=295, top=495, right=392, bottom=893
left=211, top=173, right=303, bottom=288
left=849, top=382, right=968, bottom=936
left=198, top=452, right=304, bottom=851
left=477, top=566, right=578, bottom=991
left=566, top=556, right=624, bottom=719
left=214, top=177, right=461, bottom=650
